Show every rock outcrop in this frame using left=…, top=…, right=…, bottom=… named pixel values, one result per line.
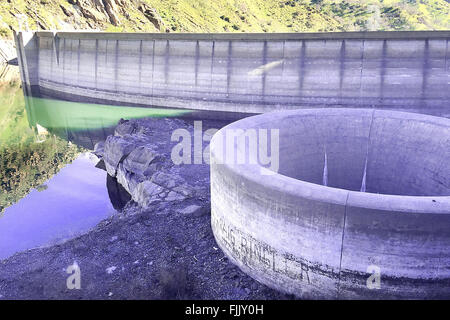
left=99, top=118, right=196, bottom=209
left=0, top=40, right=15, bottom=63
left=0, top=39, right=18, bottom=83
left=0, top=0, right=165, bottom=36
left=68, top=0, right=126, bottom=26
left=137, top=3, right=168, bottom=32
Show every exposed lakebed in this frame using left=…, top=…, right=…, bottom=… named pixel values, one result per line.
left=0, top=73, right=288, bottom=299
left=0, top=116, right=290, bottom=299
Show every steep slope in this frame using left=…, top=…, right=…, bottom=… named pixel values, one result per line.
left=0, top=0, right=448, bottom=39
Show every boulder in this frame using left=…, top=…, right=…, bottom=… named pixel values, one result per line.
left=122, top=145, right=159, bottom=176
left=100, top=118, right=199, bottom=210
left=151, top=171, right=184, bottom=189
left=178, top=204, right=210, bottom=217
left=131, top=179, right=190, bottom=209
left=116, top=163, right=142, bottom=195
left=93, top=141, right=104, bottom=157
left=114, top=120, right=138, bottom=137
left=165, top=191, right=186, bottom=202
left=172, top=185, right=195, bottom=198
left=132, top=180, right=166, bottom=208
left=103, top=135, right=136, bottom=176
left=86, top=152, right=101, bottom=166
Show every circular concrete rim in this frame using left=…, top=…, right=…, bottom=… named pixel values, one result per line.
left=210, top=108, right=450, bottom=214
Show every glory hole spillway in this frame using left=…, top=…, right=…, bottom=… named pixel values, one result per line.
left=14, top=30, right=450, bottom=299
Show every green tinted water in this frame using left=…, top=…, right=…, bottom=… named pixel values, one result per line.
left=0, top=75, right=191, bottom=213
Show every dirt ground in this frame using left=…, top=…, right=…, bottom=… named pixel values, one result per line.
left=0, top=117, right=293, bottom=300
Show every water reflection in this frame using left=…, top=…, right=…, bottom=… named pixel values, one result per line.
left=26, top=96, right=191, bottom=149
left=0, top=73, right=191, bottom=259
left=0, top=153, right=114, bottom=260
left=1, top=76, right=192, bottom=209
left=106, top=174, right=132, bottom=211
left=0, top=80, right=83, bottom=213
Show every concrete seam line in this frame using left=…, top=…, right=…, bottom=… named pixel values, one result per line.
left=337, top=192, right=350, bottom=299
left=211, top=108, right=449, bottom=298
left=364, top=109, right=376, bottom=185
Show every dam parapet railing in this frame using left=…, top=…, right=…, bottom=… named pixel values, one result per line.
left=14, top=30, right=450, bottom=117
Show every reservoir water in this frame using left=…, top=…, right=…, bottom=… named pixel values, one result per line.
left=0, top=68, right=190, bottom=260
left=0, top=153, right=114, bottom=259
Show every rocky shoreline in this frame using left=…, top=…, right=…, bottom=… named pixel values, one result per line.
left=0, top=117, right=292, bottom=299
left=97, top=118, right=206, bottom=211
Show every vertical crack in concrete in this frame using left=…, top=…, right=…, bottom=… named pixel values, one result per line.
left=94, top=39, right=98, bottom=89
left=210, top=41, right=215, bottom=92
left=195, top=40, right=200, bottom=87
left=151, top=40, right=155, bottom=98
left=421, top=39, right=430, bottom=105
left=336, top=192, right=350, bottom=299
left=69, top=39, right=73, bottom=86
left=226, top=41, right=232, bottom=98
left=338, top=109, right=375, bottom=297
left=262, top=40, right=268, bottom=102
left=339, top=40, right=346, bottom=101
left=138, top=40, right=143, bottom=90
left=360, top=158, right=368, bottom=192
left=322, top=150, right=328, bottom=186
left=53, top=35, right=60, bottom=66
left=445, top=39, right=448, bottom=74
left=380, top=39, right=387, bottom=104
left=359, top=40, right=365, bottom=106
left=298, top=40, right=306, bottom=99
left=77, top=39, right=81, bottom=80
left=114, top=39, right=119, bottom=92
left=105, top=39, right=108, bottom=67
left=62, top=38, right=66, bottom=85
left=50, top=37, right=54, bottom=79
left=363, top=109, right=376, bottom=192
left=164, top=40, right=170, bottom=85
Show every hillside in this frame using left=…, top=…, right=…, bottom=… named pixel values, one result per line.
left=0, top=0, right=448, bottom=39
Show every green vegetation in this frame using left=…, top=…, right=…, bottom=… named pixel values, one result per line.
left=0, top=134, right=82, bottom=213
left=0, top=0, right=448, bottom=39
left=0, top=81, right=82, bottom=213
left=0, top=80, right=34, bottom=146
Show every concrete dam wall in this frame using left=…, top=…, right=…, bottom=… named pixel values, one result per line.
left=14, top=30, right=450, bottom=299
left=15, top=31, right=450, bottom=117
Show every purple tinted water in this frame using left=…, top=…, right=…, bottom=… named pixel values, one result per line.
left=0, top=153, right=115, bottom=260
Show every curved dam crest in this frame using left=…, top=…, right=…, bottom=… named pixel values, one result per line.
left=14, top=31, right=450, bottom=117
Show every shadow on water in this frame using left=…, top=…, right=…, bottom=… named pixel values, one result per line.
left=106, top=174, right=132, bottom=211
